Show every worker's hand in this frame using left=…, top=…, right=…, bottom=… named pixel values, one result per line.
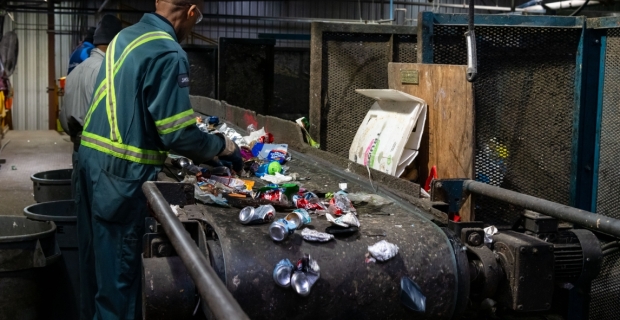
left=215, top=133, right=244, bottom=174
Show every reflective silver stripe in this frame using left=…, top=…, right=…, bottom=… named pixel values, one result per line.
left=156, top=113, right=196, bottom=132
left=81, top=135, right=167, bottom=162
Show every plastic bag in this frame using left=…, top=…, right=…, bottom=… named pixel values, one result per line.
left=183, top=175, right=229, bottom=207
left=346, top=192, right=393, bottom=209
left=401, top=277, right=426, bottom=313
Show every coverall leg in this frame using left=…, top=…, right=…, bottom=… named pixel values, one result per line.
left=77, top=147, right=156, bottom=320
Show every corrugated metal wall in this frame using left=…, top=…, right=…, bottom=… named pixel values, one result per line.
left=119, top=1, right=467, bottom=47
left=5, top=1, right=95, bottom=130
left=5, top=12, right=50, bottom=130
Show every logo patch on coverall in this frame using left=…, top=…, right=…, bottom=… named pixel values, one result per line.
left=178, top=74, right=190, bottom=87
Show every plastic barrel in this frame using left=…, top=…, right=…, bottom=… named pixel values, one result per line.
left=31, top=169, right=73, bottom=203
left=24, top=200, right=79, bottom=320
left=0, top=216, right=60, bottom=320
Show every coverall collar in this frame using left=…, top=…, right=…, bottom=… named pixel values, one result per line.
left=89, top=47, right=105, bottom=59
left=140, top=13, right=179, bottom=43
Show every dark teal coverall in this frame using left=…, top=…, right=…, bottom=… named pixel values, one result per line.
left=76, top=13, right=225, bottom=320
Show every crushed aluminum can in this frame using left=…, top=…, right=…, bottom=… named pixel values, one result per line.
left=301, top=228, right=334, bottom=242
left=292, top=209, right=311, bottom=225
left=284, top=209, right=311, bottom=230
left=368, top=240, right=399, bottom=262
left=291, top=271, right=311, bottom=296
left=273, top=259, right=294, bottom=288
left=269, top=218, right=295, bottom=242
left=239, top=205, right=276, bottom=225
left=290, top=254, right=320, bottom=296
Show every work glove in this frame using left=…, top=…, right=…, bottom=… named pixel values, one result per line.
left=215, top=133, right=244, bottom=174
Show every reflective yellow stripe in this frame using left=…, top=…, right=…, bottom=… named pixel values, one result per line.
left=84, top=83, right=107, bottom=128
left=159, top=118, right=196, bottom=135
left=155, top=109, right=196, bottom=134
left=106, top=36, right=119, bottom=142
left=155, top=109, right=194, bottom=127
left=83, top=32, right=175, bottom=131
left=81, top=131, right=168, bottom=165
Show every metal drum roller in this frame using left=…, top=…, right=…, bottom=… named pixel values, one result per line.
left=182, top=202, right=467, bottom=320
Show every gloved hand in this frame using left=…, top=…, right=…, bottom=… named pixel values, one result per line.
left=216, top=133, right=244, bottom=174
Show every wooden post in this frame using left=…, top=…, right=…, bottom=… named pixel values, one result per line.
left=388, top=62, right=475, bottom=220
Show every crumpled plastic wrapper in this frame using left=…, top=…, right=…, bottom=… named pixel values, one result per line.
left=368, top=240, right=399, bottom=261
left=326, top=212, right=361, bottom=228
left=401, top=276, right=426, bottom=313
left=301, top=228, right=334, bottom=242
left=243, top=126, right=266, bottom=145
left=484, top=226, right=498, bottom=244
left=346, top=192, right=393, bottom=209
left=217, top=124, right=248, bottom=148
left=170, top=205, right=180, bottom=217
left=261, top=172, right=293, bottom=184
left=183, top=175, right=230, bottom=207
left=340, top=213, right=360, bottom=227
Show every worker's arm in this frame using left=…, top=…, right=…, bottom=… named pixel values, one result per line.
left=146, top=51, right=230, bottom=165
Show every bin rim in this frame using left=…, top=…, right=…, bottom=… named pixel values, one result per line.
left=30, top=168, right=73, bottom=185
left=24, top=200, right=77, bottom=223
left=0, top=216, right=57, bottom=243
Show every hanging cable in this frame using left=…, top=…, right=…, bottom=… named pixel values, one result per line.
left=569, top=0, right=591, bottom=16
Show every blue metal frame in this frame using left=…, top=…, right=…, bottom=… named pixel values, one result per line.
left=585, top=16, right=620, bottom=213
left=573, top=25, right=605, bottom=213
left=427, top=12, right=584, bottom=27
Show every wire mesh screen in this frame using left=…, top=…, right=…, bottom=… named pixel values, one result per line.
left=394, top=34, right=418, bottom=63
left=185, top=46, right=218, bottom=99
left=218, top=38, right=275, bottom=115
left=321, top=33, right=392, bottom=157
left=319, top=32, right=417, bottom=158
left=432, top=25, right=581, bottom=227
left=273, top=49, right=310, bottom=121
left=590, top=28, right=620, bottom=320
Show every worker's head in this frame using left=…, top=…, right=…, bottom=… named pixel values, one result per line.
left=155, top=0, right=204, bottom=42
left=93, top=14, right=123, bottom=52
left=84, top=27, right=96, bottom=44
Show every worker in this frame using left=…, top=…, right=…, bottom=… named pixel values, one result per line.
left=67, top=27, right=96, bottom=74
left=76, top=0, right=242, bottom=319
left=60, top=14, right=123, bottom=152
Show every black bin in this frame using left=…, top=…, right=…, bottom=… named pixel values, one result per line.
left=31, top=169, right=73, bottom=203
left=24, top=200, right=79, bottom=320
left=0, top=216, right=60, bottom=320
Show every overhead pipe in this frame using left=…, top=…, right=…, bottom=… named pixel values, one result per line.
left=6, top=0, right=601, bottom=19
left=142, top=182, right=249, bottom=320
left=522, top=0, right=599, bottom=13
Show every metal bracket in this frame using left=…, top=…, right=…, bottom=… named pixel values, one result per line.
left=431, top=179, right=469, bottom=213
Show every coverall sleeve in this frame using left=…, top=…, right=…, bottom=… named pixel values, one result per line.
left=146, top=52, right=225, bottom=164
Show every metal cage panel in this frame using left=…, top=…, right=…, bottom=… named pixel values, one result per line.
left=419, top=13, right=584, bottom=228
left=309, top=23, right=418, bottom=158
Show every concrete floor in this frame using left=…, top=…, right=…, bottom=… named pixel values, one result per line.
left=0, top=130, right=73, bottom=216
